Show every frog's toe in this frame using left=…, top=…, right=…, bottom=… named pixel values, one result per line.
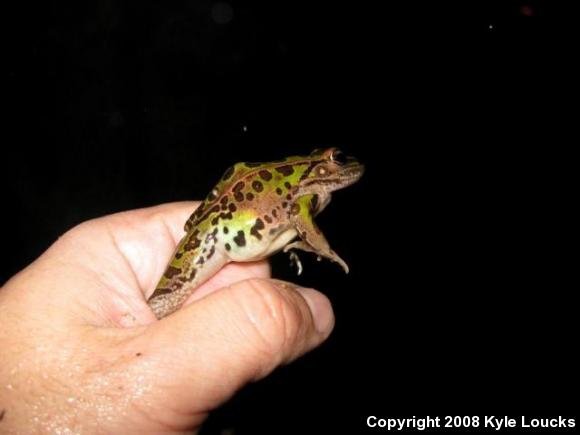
left=288, top=250, right=303, bottom=275
left=332, top=252, right=350, bottom=274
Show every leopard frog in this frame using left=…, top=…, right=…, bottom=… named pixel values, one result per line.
left=147, top=148, right=364, bottom=318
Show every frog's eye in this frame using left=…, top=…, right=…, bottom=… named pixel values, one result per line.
left=330, top=149, right=347, bottom=165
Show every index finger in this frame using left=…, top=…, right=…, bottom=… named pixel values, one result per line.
left=98, top=201, right=200, bottom=294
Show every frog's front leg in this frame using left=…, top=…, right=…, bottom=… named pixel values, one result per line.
left=284, top=239, right=349, bottom=274
left=283, top=201, right=349, bottom=273
left=287, top=250, right=304, bottom=275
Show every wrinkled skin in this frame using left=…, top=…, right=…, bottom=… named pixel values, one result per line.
left=0, top=202, right=334, bottom=434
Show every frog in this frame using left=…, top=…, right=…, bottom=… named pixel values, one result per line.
left=147, top=148, right=365, bottom=319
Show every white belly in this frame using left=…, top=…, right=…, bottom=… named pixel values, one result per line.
left=227, top=228, right=297, bottom=262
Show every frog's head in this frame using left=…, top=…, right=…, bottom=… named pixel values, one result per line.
left=301, top=147, right=365, bottom=193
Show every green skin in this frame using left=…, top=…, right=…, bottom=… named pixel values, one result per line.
left=147, top=148, right=365, bottom=319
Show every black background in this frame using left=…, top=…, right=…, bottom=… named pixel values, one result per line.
left=3, top=1, right=577, bottom=433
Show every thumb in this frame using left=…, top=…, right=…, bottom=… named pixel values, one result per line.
left=138, top=278, right=334, bottom=421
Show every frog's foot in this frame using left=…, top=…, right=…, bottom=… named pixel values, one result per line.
left=284, top=241, right=349, bottom=274
left=287, top=250, right=303, bottom=275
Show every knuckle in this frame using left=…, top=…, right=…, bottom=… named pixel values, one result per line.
left=229, top=279, right=311, bottom=358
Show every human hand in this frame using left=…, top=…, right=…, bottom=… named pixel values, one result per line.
left=0, top=202, right=334, bottom=433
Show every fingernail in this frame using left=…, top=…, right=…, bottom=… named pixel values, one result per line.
left=295, top=287, right=335, bottom=335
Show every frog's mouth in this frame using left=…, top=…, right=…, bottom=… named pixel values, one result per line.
left=304, top=162, right=365, bottom=192
left=334, top=162, right=365, bottom=188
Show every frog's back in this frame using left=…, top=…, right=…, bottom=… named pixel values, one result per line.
left=184, top=155, right=317, bottom=232
left=184, top=162, right=250, bottom=231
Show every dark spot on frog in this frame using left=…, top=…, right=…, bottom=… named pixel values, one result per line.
left=164, top=266, right=181, bottom=279
left=272, top=209, right=278, bottom=218
left=245, top=161, right=262, bottom=168
left=225, top=243, right=231, bottom=251
left=246, top=192, right=255, bottom=201
left=222, top=165, right=235, bottom=181
left=252, top=180, right=263, bottom=192
left=184, top=237, right=201, bottom=251
left=233, top=181, right=245, bottom=192
left=233, top=230, right=246, bottom=246
left=286, top=193, right=292, bottom=200
left=151, top=287, right=172, bottom=298
left=264, top=214, right=273, bottom=224
left=212, top=227, right=219, bottom=236
left=194, top=205, right=205, bottom=217
left=136, top=352, right=142, bottom=357
left=207, top=245, right=216, bottom=260
left=0, top=409, right=5, bottom=421
left=290, top=203, right=301, bottom=215
left=220, top=196, right=229, bottom=205
left=282, top=201, right=288, bottom=208
left=259, top=169, right=273, bottom=181
left=250, top=218, right=265, bottom=240
left=276, top=187, right=283, bottom=195
left=211, top=216, right=219, bottom=225
left=220, top=211, right=233, bottom=220
left=197, top=204, right=221, bottom=223
left=299, top=161, right=318, bottom=181
left=223, top=226, right=229, bottom=234
left=284, top=181, right=292, bottom=190
left=276, top=165, right=294, bottom=176
left=188, top=268, right=197, bottom=280
left=228, top=203, right=237, bottom=212
left=175, top=251, right=183, bottom=259
left=196, top=256, right=205, bottom=265
left=234, top=191, right=244, bottom=202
